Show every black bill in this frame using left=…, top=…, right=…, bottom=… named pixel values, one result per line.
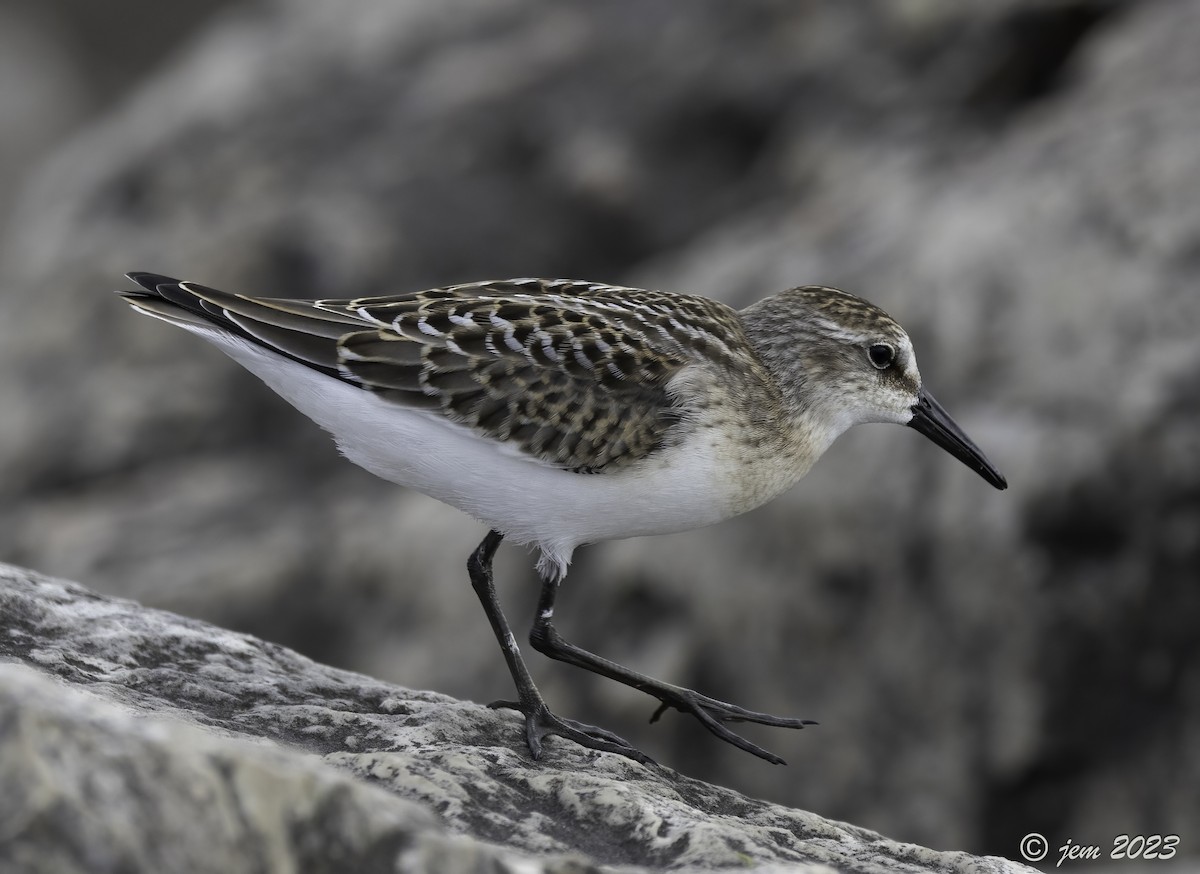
left=908, top=388, right=1007, bottom=490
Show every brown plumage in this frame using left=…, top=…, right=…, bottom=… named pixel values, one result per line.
left=124, top=275, right=780, bottom=472
left=118, top=271, right=1006, bottom=767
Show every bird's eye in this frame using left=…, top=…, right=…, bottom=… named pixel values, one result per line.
left=868, top=343, right=895, bottom=370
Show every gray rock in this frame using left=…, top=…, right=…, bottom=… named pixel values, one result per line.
left=0, top=0, right=1194, bottom=858
left=0, top=563, right=1032, bottom=874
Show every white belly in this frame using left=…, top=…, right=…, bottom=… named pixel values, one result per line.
left=196, top=329, right=738, bottom=578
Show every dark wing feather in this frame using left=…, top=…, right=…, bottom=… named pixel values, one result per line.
left=330, top=279, right=732, bottom=471
left=120, top=275, right=745, bottom=472
left=122, top=273, right=363, bottom=378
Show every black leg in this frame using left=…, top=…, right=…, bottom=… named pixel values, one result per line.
left=466, top=531, right=654, bottom=765
left=529, top=574, right=815, bottom=765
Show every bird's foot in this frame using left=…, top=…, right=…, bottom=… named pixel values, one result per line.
left=647, top=689, right=817, bottom=765
left=488, top=699, right=656, bottom=766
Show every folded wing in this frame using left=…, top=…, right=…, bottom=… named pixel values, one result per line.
left=119, top=274, right=740, bottom=472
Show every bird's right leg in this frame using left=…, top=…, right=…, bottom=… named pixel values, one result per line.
left=527, top=573, right=815, bottom=764
left=466, top=530, right=653, bottom=764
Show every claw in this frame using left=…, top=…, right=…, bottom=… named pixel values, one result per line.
left=643, top=689, right=816, bottom=764
left=494, top=699, right=656, bottom=766
left=524, top=712, right=545, bottom=760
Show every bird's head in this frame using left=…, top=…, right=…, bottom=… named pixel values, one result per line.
left=741, top=286, right=1007, bottom=490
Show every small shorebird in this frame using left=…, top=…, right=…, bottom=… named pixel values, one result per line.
left=119, top=272, right=1006, bottom=765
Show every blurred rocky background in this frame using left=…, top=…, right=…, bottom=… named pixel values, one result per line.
left=1, top=0, right=1196, bottom=863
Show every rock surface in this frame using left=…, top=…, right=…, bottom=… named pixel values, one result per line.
left=0, top=0, right=1196, bottom=859
left=0, top=563, right=1031, bottom=873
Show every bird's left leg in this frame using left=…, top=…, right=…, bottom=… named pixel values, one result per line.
left=467, top=530, right=652, bottom=764
left=528, top=574, right=816, bottom=765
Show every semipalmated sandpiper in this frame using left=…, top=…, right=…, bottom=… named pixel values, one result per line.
left=119, top=272, right=1006, bottom=765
